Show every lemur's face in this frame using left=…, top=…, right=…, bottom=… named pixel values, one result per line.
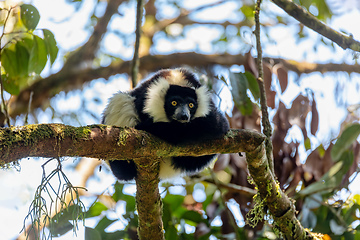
left=164, top=85, right=198, bottom=123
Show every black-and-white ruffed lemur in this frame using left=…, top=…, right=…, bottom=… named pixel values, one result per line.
left=102, top=68, right=229, bottom=181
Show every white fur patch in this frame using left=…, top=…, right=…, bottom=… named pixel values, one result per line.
left=143, top=77, right=170, bottom=122
left=103, top=92, right=139, bottom=127
left=159, top=158, right=182, bottom=179
left=194, top=86, right=211, bottom=118
left=168, top=69, right=192, bottom=87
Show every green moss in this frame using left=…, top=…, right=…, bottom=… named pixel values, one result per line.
left=117, top=127, right=131, bottom=146
left=61, top=125, right=92, bottom=141
left=246, top=193, right=265, bottom=228
left=266, top=180, right=272, bottom=196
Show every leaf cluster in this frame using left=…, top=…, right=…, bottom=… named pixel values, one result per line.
left=1, top=4, right=58, bottom=95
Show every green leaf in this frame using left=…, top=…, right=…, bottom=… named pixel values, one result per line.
left=2, top=45, right=18, bottom=77
left=123, top=194, right=136, bottom=213
left=95, top=216, right=117, bottom=232
left=19, top=34, right=35, bottom=52
left=20, top=4, right=40, bottom=31
left=181, top=211, right=204, bottom=226
left=244, top=71, right=260, bottom=100
left=1, top=75, right=20, bottom=95
left=299, top=151, right=353, bottom=196
left=85, top=227, right=102, bottom=240
left=50, top=205, right=83, bottom=237
left=304, top=138, right=311, bottom=151
left=331, top=123, right=360, bottom=161
left=229, top=72, right=253, bottom=115
left=15, top=41, right=30, bottom=77
left=50, top=219, right=73, bottom=237
left=85, top=202, right=108, bottom=218
left=162, top=202, right=171, bottom=229
left=165, top=225, right=178, bottom=240
left=163, top=194, right=185, bottom=213
left=28, top=35, right=48, bottom=74
left=112, top=181, right=124, bottom=202
left=43, top=29, right=59, bottom=65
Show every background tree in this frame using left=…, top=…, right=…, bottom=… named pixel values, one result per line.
left=1, top=0, right=360, bottom=239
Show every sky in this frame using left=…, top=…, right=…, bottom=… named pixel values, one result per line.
left=1, top=0, right=360, bottom=239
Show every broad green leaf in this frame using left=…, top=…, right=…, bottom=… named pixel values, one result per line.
left=28, top=35, right=47, bottom=74
left=49, top=219, right=73, bottom=237
left=111, top=181, right=124, bottom=202
left=123, top=194, right=136, bottom=213
left=2, top=41, right=31, bottom=93
left=2, top=45, right=18, bottom=77
left=163, top=194, right=185, bottom=213
left=165, top=225, right=178, bottom=240
left=20, top=4, right=40, bottom=31
left=85, top=227, right=102, bottom=240
left=50, top=204, right=83, bottom=237
left=181, top=211, right=204, bottom=226
left=43, top=29, right=59, bottom=65
left=244, top=71, right=260, bottom=100
left=15, top=41, right=30, bottom=77
left=19, top=34, right=35, bottom=52
left=85, top=202, right=108, bottom=218
left=299, top=151, right=353, bottom=196
left=229, top=72, right=253, bottom=115
left=2, top=75, right=20, bottom=95
left=331, top=123, right=360, bottom=161
left=162, top=202, right=172, bottom=229
left=95, top=216, right=117, bottom=232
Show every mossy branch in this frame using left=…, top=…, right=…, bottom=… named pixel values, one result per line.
left=0, top=123, right=320, bottom=238
left=247, top=143, right=318, bottom=239
left=0, top=124, right=263, bottom=164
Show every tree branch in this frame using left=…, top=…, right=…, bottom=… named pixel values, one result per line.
left=135, top=157, right=164, bottom=240
left=0, top=124, right=264, bottom=164
left=271, top=0, right=360, bottom=52
left=246, top=143, right=316, bottom=239
left=254, top=0, right=274, bottom=174
left=130, top=0, right=144, bottom=87
left=0, top=123, right=319, bottom=238
left=8, top=52, right=359, bottom=119
left=61, top=0, right=125, bottom=71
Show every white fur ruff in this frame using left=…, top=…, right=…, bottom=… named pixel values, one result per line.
left=194, top=86, right=211, bottom=118
left=143, top=77, right=171, bottom=122
left=168, top=70, right=193, bottom=87
left=103, top=92, right=139, bottom=127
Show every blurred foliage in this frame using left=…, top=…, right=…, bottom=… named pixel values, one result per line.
left=1, top=0, right=360, bottom=239
left=1, top=4, right=58, bottom=95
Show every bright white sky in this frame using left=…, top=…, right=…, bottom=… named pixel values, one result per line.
left=1, top=0, right=360, bottom=239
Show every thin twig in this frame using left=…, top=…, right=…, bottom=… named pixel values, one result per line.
left=254, top=0, right=274, bottom=174
left=24, top=91, right=34, bottom=125
left=130, top=0, right=144, bottom=88
left=0, top=7, right=15, bottom=127
left=271, top=0, right=360, bottom=52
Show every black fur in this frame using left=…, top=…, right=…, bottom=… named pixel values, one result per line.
left=104, top=69, right=229, bottom=181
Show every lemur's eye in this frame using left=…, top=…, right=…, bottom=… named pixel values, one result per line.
left=189, top=103, right=194, bottom=108
left=171, top=101, right=177, bottom=106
